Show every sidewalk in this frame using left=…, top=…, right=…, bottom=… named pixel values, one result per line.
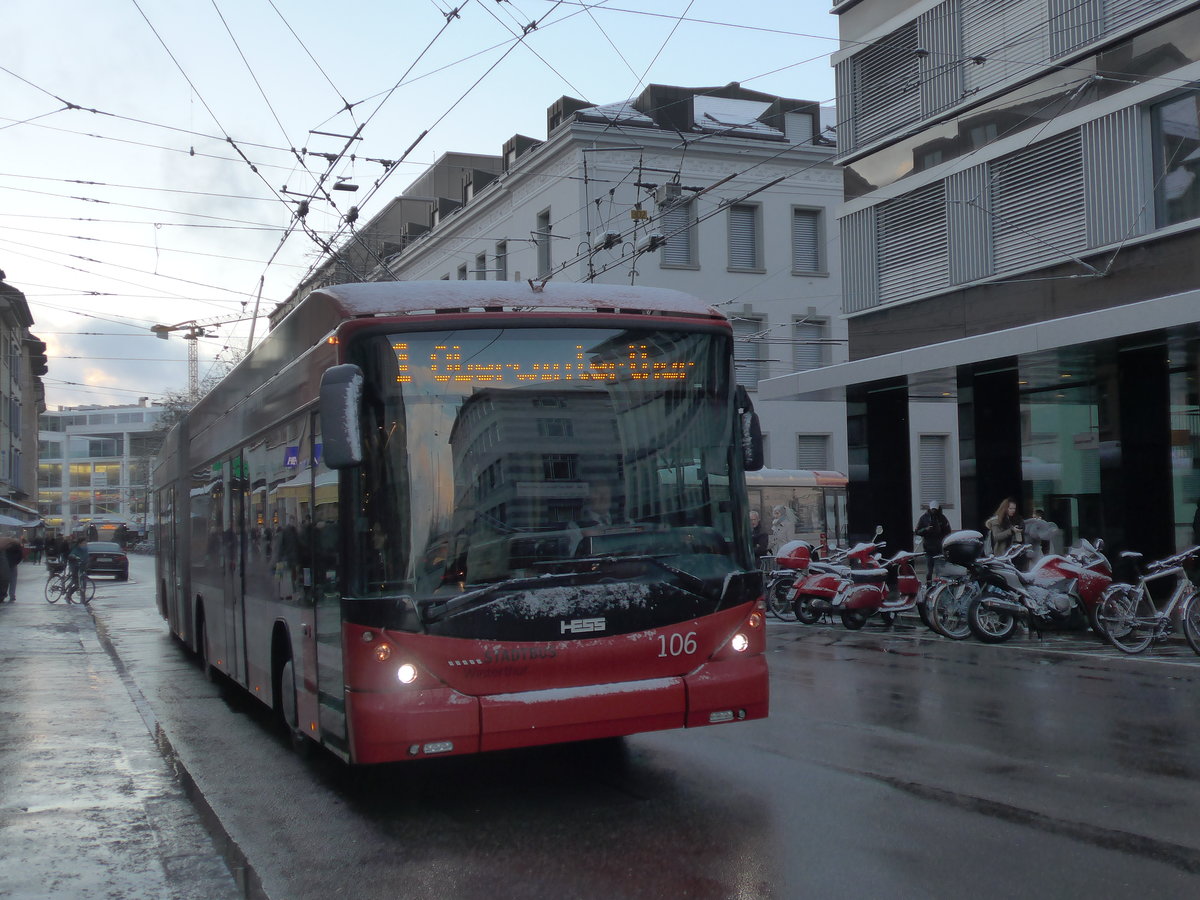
left=0, top=595, right=243, bottom=899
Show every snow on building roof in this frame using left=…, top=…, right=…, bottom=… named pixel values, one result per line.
left=693, top=97, right=782, bottom=137
left=577, top=100, right=656, bottom=125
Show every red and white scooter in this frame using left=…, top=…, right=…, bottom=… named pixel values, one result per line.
left=828, top=548, right=922, bottom=629
left=778, top=528, right=920, bottom=629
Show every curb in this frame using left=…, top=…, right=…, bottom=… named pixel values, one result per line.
left=88, top=608, right=269, bottom=900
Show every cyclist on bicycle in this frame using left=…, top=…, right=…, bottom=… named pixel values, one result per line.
left=65, top=535, right=88, bottom=601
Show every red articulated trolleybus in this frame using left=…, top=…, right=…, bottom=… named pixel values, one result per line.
left=153, top=281, right=769, bottom=764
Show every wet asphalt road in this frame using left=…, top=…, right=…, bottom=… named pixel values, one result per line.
left=87, top=556, right=1200, bottom=898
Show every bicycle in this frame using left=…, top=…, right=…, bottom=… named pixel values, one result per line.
left=759, top=555, right=798, bottom=621
left=1096, top=546, right=1200, bottom=654
left=44, top=568, right=96, bottom=605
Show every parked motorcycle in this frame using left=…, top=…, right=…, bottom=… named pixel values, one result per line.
left=943, top=530, right=1113, bottom=643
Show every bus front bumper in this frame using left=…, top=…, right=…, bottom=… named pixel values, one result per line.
left=345, top=653, right=768, bottom=764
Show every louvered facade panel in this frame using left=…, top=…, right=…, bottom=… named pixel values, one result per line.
left=852, top=20, right=922, bottom=148
left=1104, top=0, right=1193, bottom=34
left=990, top=130, right=1088, bottom=275
left=877, top=183, right=949, bottom=302
left=1083, top=107, right=1150, bottom=248
left=947, top=165, right=993, bottom=284
left=842, top=208, right=879, bottom=312
left=918, top=0, right=964, bottom=116
left=1049, top=0, right=1101, bottom=57
left=961, top=0, right=1050, bottom=95
left=835, top=59, right=854, bottom=146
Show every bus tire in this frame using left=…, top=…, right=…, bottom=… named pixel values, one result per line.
left=279, top=658, right=311, bottom=758
left=196, top=612, right=215, bottom=683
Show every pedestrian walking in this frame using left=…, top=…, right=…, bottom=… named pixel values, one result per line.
left=914, top=501, right=952, bottom=582
left=5, top=537, right=24, bottom=601
left=0, top=536, right=16, bottom=602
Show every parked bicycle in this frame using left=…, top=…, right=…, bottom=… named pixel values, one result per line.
left=44, top=568, right=96, bottom=605
left=1096, top=546, right=1200, bottom=654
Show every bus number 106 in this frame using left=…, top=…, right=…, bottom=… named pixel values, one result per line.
left=658, top=632, right=698, bottom=657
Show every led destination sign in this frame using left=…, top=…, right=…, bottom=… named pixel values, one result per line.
left=393, top=341, right=698, bottom=385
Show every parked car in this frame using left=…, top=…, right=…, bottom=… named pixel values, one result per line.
left=84, top=541, right=129, bottom=580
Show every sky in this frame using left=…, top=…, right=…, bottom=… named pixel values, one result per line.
left=3, top=0, right=839, bottom=411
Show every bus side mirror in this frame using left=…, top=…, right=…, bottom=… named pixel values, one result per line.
left=735, top=385, right=764, bottom=472
left=319, top=364, right=364, bottom=469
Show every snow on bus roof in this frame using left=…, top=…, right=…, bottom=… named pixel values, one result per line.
left=308, top=281, right=721, bottom=318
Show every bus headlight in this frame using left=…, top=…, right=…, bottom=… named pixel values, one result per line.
left=396, top=663, right=418, bottom=684
left=730, top=633, right=749, bottom=653
left=374, top=643, right=392, bottom=662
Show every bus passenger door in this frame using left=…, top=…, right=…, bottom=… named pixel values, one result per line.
left=311, top=414, right=348, bottom=756
left=223, top=454, right=247, bottom=686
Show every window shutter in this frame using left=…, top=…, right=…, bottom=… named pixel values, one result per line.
left=791, top=209, right=820, bottom=273
left=729, top=205, right=759, bottom=269
left=661, top=203, right=693, bottom=266
left=796, top=435, right=829, bottom=470
left=792, top=321, right=824, bottom=372
left=785, top=112, right=814, bottom=145
left=732, top=316, right=762, bottom=387
left=919, top=435, right=948, bottom=506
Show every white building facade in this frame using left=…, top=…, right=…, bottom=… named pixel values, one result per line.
left=284, top=84, right=847, bottom=474
left=38, top=399, right=166, bottom=537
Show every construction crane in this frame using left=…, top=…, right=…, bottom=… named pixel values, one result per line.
left=150, top=314, right=257, bottom=398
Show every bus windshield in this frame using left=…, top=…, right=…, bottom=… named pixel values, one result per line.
left=347, top=324, right=749, bottom=612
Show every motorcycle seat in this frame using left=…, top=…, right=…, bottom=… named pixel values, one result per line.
left=812, top=563, right=851, bottom=577
left=849, top=568, right=887, bottom=584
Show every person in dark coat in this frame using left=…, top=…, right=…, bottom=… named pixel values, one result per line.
left=914, top=501, right=952, bottom=582
left=0, top=536, right=15, bottom=602
left=5, top=538, right=23, bottom=601
left=749, top=510, right=770, bottom=559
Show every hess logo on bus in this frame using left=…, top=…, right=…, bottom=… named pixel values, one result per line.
left=560, top=617, right=606, bottom=635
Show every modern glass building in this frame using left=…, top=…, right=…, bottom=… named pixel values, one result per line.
left=763, top=0, right=1200, bottom=558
